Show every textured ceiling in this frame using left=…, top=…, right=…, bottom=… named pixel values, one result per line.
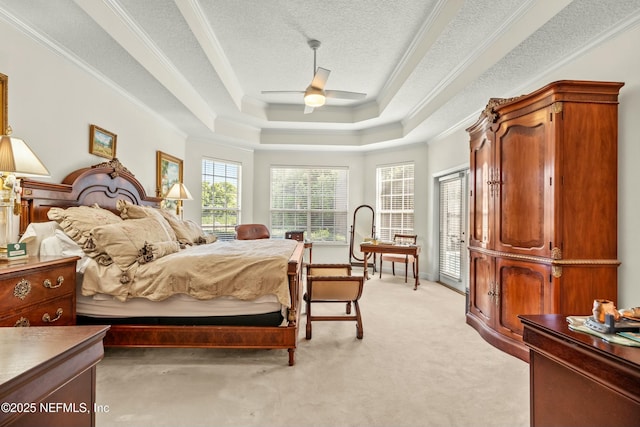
left=1, top=0, right=640, bottom=151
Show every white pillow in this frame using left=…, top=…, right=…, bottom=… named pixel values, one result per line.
left=40, top=229, right=85, bottom=257
left=40, top=230, right=89, bottom=272
left=19, top=221, right=62, bottom=256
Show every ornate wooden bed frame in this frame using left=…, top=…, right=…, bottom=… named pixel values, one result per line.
left=18, top=159, right=304, bottom=366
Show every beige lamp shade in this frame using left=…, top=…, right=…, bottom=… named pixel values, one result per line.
left=165, top=182, right=193, bottom=200
left=0, top=134, right=50, bottom=177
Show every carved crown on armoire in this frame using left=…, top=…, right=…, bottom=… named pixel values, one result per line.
left=465, top=80, right=624, bottom=362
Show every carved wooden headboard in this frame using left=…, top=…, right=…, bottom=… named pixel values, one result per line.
left=19, top=158, right=161, bottom=234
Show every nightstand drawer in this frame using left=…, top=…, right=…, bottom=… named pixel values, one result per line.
left=0, top=296, right=75, bottom=327
left=0, top=262, right=75, bottom=312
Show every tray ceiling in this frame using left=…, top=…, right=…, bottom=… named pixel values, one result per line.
left=1, top=0, right=639, bottom=151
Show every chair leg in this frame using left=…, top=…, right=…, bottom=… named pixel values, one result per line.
left=391, top=262, right=395, bottom=276
left=354, top=300, right=363, bottom=339
left=346, top=302, right=352, bottom=314
left=304, top=294, right=312, bottom=340
left=404, top=262, right=408, bottom=283
left=379, top=259, right=383, bottom=278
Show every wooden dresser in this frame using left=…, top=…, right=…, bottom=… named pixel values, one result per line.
left=0, top=325, right=109, bottom=427
left=520, top=315, right=640, bottom=427
left=466, top=80, right=623, bottom=361
left=0, top=256, right=79, bottom=327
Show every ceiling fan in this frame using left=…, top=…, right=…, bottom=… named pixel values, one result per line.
left=261, top=39, right=366, bottom=114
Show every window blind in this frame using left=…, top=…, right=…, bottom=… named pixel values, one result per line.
left=376, top=163, right=415, bottom=241
left=270, top=167, right=349, bottom=242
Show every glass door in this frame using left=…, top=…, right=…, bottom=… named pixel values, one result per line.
left=438, top=171, right=468, bottom=293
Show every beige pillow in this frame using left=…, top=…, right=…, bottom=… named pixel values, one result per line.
left=47, top=205, right=123, bottom=257
left=137, top=240, right=182, bottom=264
left=116, top=200, right=177, bottom=241
left=156, top=210, right=216, bottom=245
left=90, top=217, right=174, bottom=271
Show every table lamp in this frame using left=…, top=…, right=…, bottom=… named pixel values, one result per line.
left=0, top=126, right=50, bottom=256
left=165, top=182, right=192, bottom=219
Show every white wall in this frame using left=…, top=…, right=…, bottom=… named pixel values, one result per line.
left=0, top=23, right=186, bottom=197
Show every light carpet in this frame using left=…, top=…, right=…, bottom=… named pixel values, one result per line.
left=95, top=273, right=530, bottom=427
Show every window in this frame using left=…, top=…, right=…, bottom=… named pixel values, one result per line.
left=270, top=167, right=349, bottom=242
left=202, top=158, right=241, bottom=240
left=376, top=163, right=414, bottom=241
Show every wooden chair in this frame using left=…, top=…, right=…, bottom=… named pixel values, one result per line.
left=235, top=224, right=270, bottom=240
left=380, top=234, right=418, bottom=283
left=304, top=264, right=364, bottom=340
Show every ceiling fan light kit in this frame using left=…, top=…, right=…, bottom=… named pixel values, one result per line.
left=304, top=87, right=326, bottom=107
left=262, top=39, right=366, bottom=113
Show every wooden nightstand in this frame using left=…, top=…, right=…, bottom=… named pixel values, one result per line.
left=0, top=256, right=79, bottom=327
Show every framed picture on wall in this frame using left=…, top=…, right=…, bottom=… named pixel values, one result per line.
left=156, top=151, right=183, bottom=211
left=0, top=73, right=7, bottom=135
left=89, top=124, right=117, bottom=159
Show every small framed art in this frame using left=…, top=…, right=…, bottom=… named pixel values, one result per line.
left=156, top=151, right=183, bottom=210
left=89, top=124, right=117, bottom=159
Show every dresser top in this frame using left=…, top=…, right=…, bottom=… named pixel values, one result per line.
left=0, top=255, right=79, bottom=275
left=520, top=314, right=640, bottom=368
left=0, top=325, right=109, bottom=387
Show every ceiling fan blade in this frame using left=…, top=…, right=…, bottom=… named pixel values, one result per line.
left=325, top=90, right=366, bottom=100
left=304, top=105, right=314, bottom=114
left=261, top=90, right=305, bottom=95
left=310, top=67, right=330, bottom=89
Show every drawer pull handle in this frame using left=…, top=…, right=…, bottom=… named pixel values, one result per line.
left=14, top=317, right=30, bottom=327
left=42, top=308, right=63, bottom=323
left=13, top=279, right=31, bottom=300
left=43, top=276, right=64, bottom=289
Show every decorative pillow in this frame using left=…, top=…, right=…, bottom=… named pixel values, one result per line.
left=47, top=206, right=123, bottom=257
left=116, top=200, right=177, bottom=241
left=137, top=240, right=182, bottom=264
left=90, top=217, right=174, bottom=271
left=156, top=209, right=217, bottom=245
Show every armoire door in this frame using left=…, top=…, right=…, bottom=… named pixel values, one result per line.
left=494, top=257, right=550, bottom=339
left=469, top=129, right=493, bottom=250
left=468, top=250, right=494, bottom=326
left=493, top=107, right=554, bottom=257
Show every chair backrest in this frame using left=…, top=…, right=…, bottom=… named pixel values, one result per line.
left=393, top=234, right=417, bottom=245
left=307, top=275, right=364, bottom=301
left=235, top=224, right=270, bottom=240
left=307, top=263, right=352, bottom=277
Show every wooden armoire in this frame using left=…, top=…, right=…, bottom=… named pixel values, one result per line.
left=466, top=80, right=623, bottom=362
